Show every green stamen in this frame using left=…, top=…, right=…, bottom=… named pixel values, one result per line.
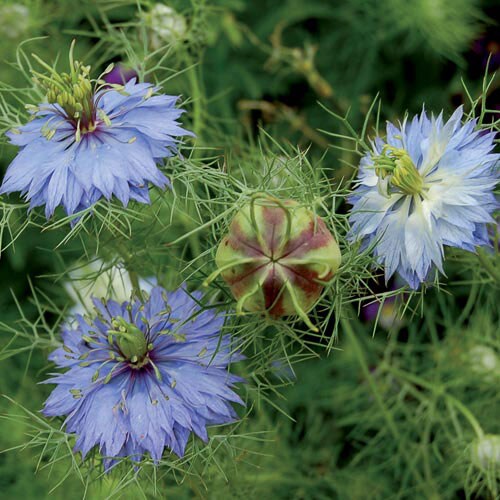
left=373, top=145, right=423, bottom=196
left=108, top=317, right=150, bottom=367
left=32, top=40, right=97, bottom=137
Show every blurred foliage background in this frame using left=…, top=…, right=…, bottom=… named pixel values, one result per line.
left=0, top=0, right=499, bottom=498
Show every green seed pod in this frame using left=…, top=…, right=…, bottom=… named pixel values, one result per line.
left=207, top=195, right=341, bottom=331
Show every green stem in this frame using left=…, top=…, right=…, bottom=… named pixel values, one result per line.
left=182, top=51, right=203, bottom=142
left=177, top=211, right=203, bottom=260
left=114, top=241, right=144, bottom=302
left=446, top=396, right=484, bottom=439
left=166, top=207, right=233, bottom=247
left=341, top=315, right=428, bottom=488
left=456, top=283, right=478, bottom=326
left=385, top=365, right=484, bottom=438
left=128, top=268, right=144, bottom=302
left=477, top=248, right=500, bottom=283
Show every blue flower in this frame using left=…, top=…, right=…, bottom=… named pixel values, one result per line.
left=348, top=106, right=499, bottom=289
left=0, top=52, right=192, bottom=218
left=103, top=64, right=138, bottom=85
left=42, top=286, right=244, bottom=469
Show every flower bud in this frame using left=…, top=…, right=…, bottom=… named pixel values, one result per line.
left=103, top=64, right=138, bottom=85
left=208, top=195, right=341, bottom=331
left=142, top=4, right=187, bottom=50
left=471, top=434, right=500, bottom=470
left=0, top=4, right=30, bottom=39
left=469, top=345, right=499, bottom=379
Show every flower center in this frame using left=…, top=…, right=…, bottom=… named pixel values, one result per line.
left=31, top=41, right=119, bottom=142
left=373, top=146, right=423, bottom=197
left=108, top=316, right=151, bottom=368
left=45, top=64, right=95, bottom=132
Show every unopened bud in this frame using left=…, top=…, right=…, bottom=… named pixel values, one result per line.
left=209, top=195, right=341, bottom=331
left=471, top=434, right=500, bottom=470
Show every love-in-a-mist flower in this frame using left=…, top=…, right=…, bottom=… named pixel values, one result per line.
left=103, top=64, right=138, bottom=86
left=43, top=286, right=244, bottom=469
left=349, top=106, right=499, bottom=289
left=0, top=42, right=193, bottom=219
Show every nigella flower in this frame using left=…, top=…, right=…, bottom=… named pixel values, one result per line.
left=43, top=286, right=244, bottom=468
left=361, top=284, right=406, bottom=331
left=471, top=31, right=500, bottom=72
left=349, top=106, right=499, bottom=289
left=0, top=44, right=193, bottom=219
left=103, top=64, right=138, bottom=85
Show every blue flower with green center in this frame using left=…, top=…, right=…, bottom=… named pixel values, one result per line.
left=42, top=286, right=244, bottom=469
left=0, top=44, right=192, bottom=218
left=348, top=106, right=499, bottom=289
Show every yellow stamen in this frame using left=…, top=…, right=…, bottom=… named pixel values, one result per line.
left=373, top=146, right=423, bottom=196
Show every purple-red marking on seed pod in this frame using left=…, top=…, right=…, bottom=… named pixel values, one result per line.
left=206, top=195, right=341, bottom=331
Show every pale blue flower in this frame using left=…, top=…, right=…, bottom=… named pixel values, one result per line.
left=349, top=106, right=499, bottom=288
left=0, top=75, right=192, bottom=218
left=43, top=286, right=244, bottom=469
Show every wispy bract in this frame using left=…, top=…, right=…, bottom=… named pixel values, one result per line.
left=348, top=107, right=499, bottom=288
left=42, top=286, right=244, bottom=469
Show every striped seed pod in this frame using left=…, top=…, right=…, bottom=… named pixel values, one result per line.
left=206, top=195, right=341, bottom=331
